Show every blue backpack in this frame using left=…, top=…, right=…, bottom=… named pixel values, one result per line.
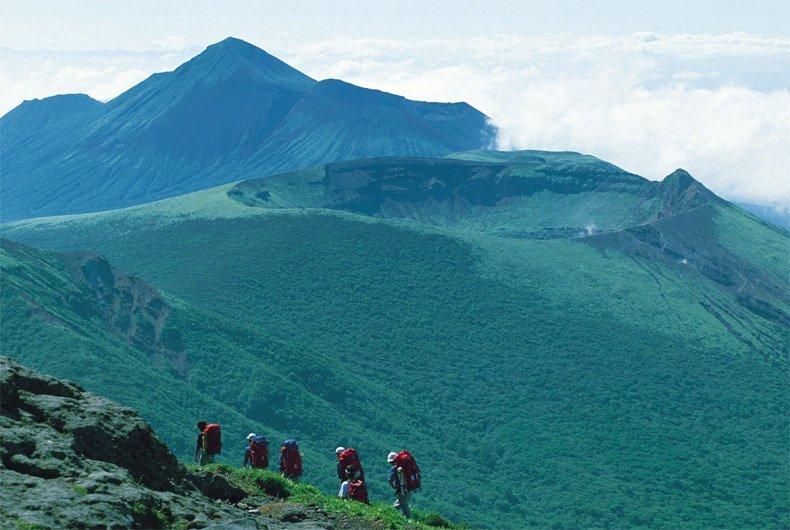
left=280, top=439, right=302, bottom=477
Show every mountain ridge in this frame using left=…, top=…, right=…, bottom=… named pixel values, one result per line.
left=226, top=154, right=715, bottom=237
left=4, top=149, right=786, bottom=528
left=0, top=37, right=495, bottom=221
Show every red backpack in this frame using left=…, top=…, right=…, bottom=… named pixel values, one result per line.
left=249, top=435, right=269, bottom=468
left=202, top=423, right=222, bottom=454
left=280, top=439, right=302, bottom=477
left=394, top=450, right=421, bottom=491
left=348, top=479, right=369, bottom=504
left=338, top=448, right=364, bottom=479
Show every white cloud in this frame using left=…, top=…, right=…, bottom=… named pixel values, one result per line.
left=284, top=33, right=790, bottom=207
left=1, top=32, right=788, bottom=207
left=283, top=32, right=790, bottom=64
left=151, top=36, right=190, bottom=52
left=0, top=48, right=194, bottom=111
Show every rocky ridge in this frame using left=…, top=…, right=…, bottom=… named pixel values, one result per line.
left=0, top=357, right=378, bottom=529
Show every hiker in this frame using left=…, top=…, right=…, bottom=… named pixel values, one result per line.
left=336, top=446, right=365, bottom=481
left=243, top=433, right=269, bottom=469
left=194, top=421, right=222, bottom=466
left=279, top=439, right=303, bottom=481
left=335, top=447, right=346, bottom=481
left=388, top=450, right=421, bottom=518
left=338, top=465, right=369, bottom=504
left=338, top=465, right=355, bottom=498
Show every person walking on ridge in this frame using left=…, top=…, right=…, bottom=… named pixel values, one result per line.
left=388, top=450, right=421, bottom=517
left=335, top=446, right=364, bottom=481
left=279, top=439, right=303, bottom=481
left=335, top=447, right=346, bottom=482
left=388, top=451, right=411, bottom=518
left=194, top=420, right=222, bottom=466
left=244, top=433, right=269, bottom=469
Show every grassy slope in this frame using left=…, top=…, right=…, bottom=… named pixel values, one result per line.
left=3, top=170, right=787, bottom=529
left=0, top=239, right=420, bottom=504
left=0, top=241, right=275, bottom=456
left=194, top=464, right=460, bottom=529
left=227, top=156, right=661, bottom=238
left=713, top=204, right=789, bottom=285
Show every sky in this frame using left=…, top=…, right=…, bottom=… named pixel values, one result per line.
left=2, top=0, right=789, bottom=208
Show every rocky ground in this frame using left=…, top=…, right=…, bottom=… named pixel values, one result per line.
left=0, top=357, right=378, bottom=529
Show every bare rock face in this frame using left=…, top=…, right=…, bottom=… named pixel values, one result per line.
left=0, top=357, right=247, bottom=529
left=653, top=168, right=719, bottom=219
left=58, top=250, right=191, bottom=377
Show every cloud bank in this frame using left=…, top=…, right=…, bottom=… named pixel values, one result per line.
left=2, top=32, right=788, bottom=207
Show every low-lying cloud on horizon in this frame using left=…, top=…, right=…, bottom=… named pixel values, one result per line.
left=2, top=32, right=788, bottom=209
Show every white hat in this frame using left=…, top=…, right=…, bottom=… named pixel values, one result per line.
left=247, top=433, right=256, bottom=440
left=387, top=451, right=397, bottom=463
left=335, top=446, right=345, bottom=454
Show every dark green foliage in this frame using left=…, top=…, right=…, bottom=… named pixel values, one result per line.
left=421, top=513, right=454, bottom=527
left=11, top=519, right=48, bottom=530
left=71, top=485, right=88, bottom=496
left=2, top=154, right=788, bottom=528
left=255, top=475, right=291, bottom=499
left=130, top=500, right=171, bottom=529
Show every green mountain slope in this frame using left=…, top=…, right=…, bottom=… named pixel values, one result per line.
left=0, top=239, right=424, bottom=504
left=2, top=153, right=788, bottom=528
left=226, top=154, right=724, bottom=237
left=736, top=201, right=790, bottom=230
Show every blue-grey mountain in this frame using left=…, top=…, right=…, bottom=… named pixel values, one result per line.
left=0, top=37, right=495, bottom=220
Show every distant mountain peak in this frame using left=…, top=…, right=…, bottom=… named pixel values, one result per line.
left=7, top=93, right=103, bottom=117
left=657, top=168, right=718, bottom=216
left=661, top=168, right=709, bottom=192
left=28, top=93, right=101, bottom=106
left=0, top=93, right=105, bottom=148
left=176, top=36, right=315, bottom=91
left=663, top=168, right=695, bottom=183
left=214, top=35, right=256, bottom=48
left=202, top=36, right=276, bottom=60
left=1, top=37, right=494, bottom=220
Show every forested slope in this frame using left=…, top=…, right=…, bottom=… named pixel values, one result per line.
left=3, top=152, right=787, bottom=528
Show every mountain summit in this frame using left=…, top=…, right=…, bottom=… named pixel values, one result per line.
left=151, top=36, right=316, bottom=91
left=0, top=37, right=496, bottom=221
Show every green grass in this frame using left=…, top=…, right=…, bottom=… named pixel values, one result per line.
left=130, top=500, right=172, bottom=529
left=2, top=156, right=787, bottom=528
left=12, top=520, right=47, bottom=530
left=194, top=464, right=461, bottom=529
left=713, top=203, right=790, bottom=285
left=71, top=485, right=88, bottom=496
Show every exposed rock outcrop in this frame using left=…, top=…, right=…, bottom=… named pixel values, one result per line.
left=0, top=357, right=374, bottom=529
left=58, top=251, right=190, bottom=376
left=653, top=168, right=720, bottom=219
left=0, top=356, right=248, bottom=528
